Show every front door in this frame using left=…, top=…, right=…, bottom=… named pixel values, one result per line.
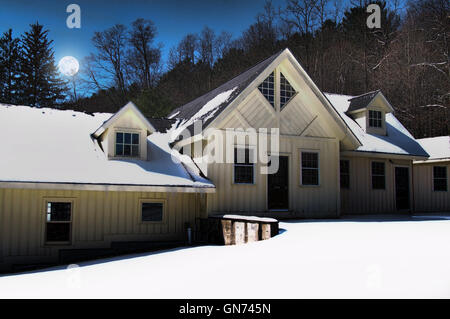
left=268, top=156, right=289, bottom=210
left=395, top=167, right=410, bottom=210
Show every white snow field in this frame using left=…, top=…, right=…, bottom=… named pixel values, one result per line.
left=1, top=218, right=450, bottom=299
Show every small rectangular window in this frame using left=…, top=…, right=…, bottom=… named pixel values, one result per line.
left=115, top=132, right=140, bottom=157
left=142, top=202, right=163, bottom=222
left=371, top=162, right=385, bottom=189
left=340, top=160, right=350, bottom=188
left=46, top=202, right=72, bottom=243
left=433, top=166, right=448, bottom=191
left=369, top=110, right=382, bottom=128
left=301, top=152, right=319, bottom=185
left=234, top=147, right=254, bottom=184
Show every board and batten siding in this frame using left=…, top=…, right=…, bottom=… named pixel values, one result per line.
left=340, top=156, right=413, bottom=214
left=413, top=162, right=450, bottom=212
left=0, top=188, right=206, bottom=270
left=205, top=135, right=340, bottom=218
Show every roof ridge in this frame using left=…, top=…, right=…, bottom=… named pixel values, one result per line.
left=348, top=89, right=381, bottom=100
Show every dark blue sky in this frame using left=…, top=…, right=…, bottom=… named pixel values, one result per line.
left=0, top=0, right=289, bottom=68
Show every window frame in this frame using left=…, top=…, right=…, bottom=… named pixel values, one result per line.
left=44, top=199, right=74, bottom=245
left=433, top=166, right=448, bottom=192
left=279, top=72, right=297, bottom=110
left=371, top=161, right=386, bottom=190
left=115, top=130, right=140, bottom=158
left=139, top=199, right=167, bottom=224
left=257, top=71, right=275, bottom=108
left=233, top=146, right=256, bottom=185
left=340, top=159, right=350, bottom=189
left=300, top=151, right=320, bottom=187
left=368, top=110, right=383, bottom=128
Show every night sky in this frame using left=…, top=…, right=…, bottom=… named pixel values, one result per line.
left=0, top=0, right=289, bottom=69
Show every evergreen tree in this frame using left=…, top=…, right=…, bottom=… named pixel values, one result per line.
left=0, top=29, right=21, bottom=104
left=20, top=22, right=67, bottom=107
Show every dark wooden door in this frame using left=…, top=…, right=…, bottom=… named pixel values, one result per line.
left=395, top=167, right=410, bottom=210
left=268, top=156, right=289, bottom=210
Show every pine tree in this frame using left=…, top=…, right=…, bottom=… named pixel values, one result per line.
left=20, top=22, right=67, bottom=107
left=0, top=29, right=21, bottom=104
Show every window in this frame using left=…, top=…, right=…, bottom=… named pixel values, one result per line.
left=340, top=160, right=350, bottom=188
left=433, top=166, right=448, bottom=191
left=369, top=110, right=382, bottom=128
left=234, top=147, right=254, bottom=184
left=46, top=202, right=72, bottom=243
left=115, top=132, right=139, bottom=157
left=301, top=152, right=319, bottom=185
left=141, top=202, right=164, bottom=222
left=371, top=162, right=385, bottom=189
left=280, top=73, right=296, bottom=109
left=258, top=72, right=275, bottom=108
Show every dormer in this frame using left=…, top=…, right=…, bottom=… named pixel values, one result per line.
left=93, top=102, right=156, bottom=160
left=346, top=90, right=394, bottom=136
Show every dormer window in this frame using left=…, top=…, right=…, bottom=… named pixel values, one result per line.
left=115, top=132, right=139, bottom=157
left=280, top=73, right=296, bottom=109
left=368, top=110, right=382, bottom=128
left=258, top=72, right=275, bottom=108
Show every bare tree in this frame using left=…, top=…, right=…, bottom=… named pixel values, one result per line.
left=91, top=24, right=128, bottom=97
left=128, top=18, right=161, bottom=89
left=199, top=26, right=215, bottom=67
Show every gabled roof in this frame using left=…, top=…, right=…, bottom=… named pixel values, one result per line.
left=347, top=90, right=394, bottom=113
left=168, top=50, right=283, bottom=137
left=169, top=48, right=361, bottom=148
left=325, top=93, right=429, bottom=158
left=416, top=136, right=450, bottom=161
left=93, top=101, right=156, bottom=138
left=0, top=104, right=214, bottom=191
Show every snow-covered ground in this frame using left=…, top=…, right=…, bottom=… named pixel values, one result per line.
left=1, top=217, right=450, bottom=299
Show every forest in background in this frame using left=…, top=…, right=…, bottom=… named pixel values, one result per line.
left=0, top=0, right=448, bottom=138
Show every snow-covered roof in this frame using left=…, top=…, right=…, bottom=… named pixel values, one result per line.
left=416, top=136, right=450, bottom=161
left=324, top=93, right=429, bottom=158
left=0, top=104, right=214, bottom=190
left=168, top=50, right=284, bottom=137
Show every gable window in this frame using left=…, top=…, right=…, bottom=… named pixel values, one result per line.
left=301, top=152, right=319, bottom=185
left=116, top=132, right=139, bottom=157
left=46, top=202, right=72, bottom=243
left=280, top=73, right=296, bottom=109
left=371, top=161, right=385, bottom=189
left=340, top=160, right=350, bottom=189
left=258, top=72, right=275, bottom=108
left=433, top=166, right=448, bottom=191
left=234, top=147, right=254, bottom=184
left=141, top=202, right=164, bottom=222
left=369, top=110, right=382, bottom=128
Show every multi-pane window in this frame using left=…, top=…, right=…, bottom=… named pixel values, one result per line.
left=234, top=147, right=254, bottom=184
left=258, top=72, right=275, bottom=108
left=340, top=160, right=350, bottom=189
left=433, top=166, right=448, bottom=191
left=116, top=132, right=139, bottom=157
left=369, top=110, right=382, bottom=128
left=141, top=202, right=164, bottom=222
left=280, top=73, right=296, bottom=109
left=46, top=202, right=72, bottom=243
left=371, top=161, right=385, bottom=189
left=301, top=152, right=319, bottom=185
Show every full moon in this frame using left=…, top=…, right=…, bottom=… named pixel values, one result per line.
left=58, top=56, right=79, bottom=76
